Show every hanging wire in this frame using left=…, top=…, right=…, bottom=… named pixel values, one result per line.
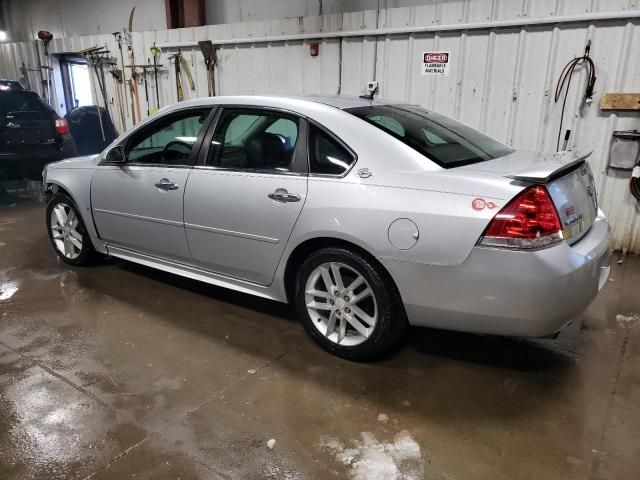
left=631, top=157, right=640, bottom=201
left=554, top=40, right=597, bottom=151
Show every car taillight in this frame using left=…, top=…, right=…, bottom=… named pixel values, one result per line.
left=479, top=185, right=563, bottom=250
left=55, top=118, right=69, bottom=135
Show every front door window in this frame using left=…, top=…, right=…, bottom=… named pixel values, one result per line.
left=126, top=109, right=211, bottom=166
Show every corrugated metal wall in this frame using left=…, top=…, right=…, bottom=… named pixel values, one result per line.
left=1, top=0, right=639, bottom=252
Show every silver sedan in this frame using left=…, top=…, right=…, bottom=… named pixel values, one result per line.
left=43, top=95, right=611, bottom=360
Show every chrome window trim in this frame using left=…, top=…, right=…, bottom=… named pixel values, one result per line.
left=191, top=165, right=308, bottom=177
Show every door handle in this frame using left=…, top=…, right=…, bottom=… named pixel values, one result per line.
left=268, top=188, right=301, bottom=203
left=154, top=178, right=179, bottom=191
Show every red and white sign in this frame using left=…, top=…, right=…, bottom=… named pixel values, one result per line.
left=422, top=51, right=450, bottom=76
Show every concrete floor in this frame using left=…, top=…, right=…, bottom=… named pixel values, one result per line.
left=1, top=199, right=639, bottom=480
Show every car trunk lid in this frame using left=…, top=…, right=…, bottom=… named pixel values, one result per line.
left=457, top=150, right=598, bottom=245
left=0, top=110, right=57, bottom=149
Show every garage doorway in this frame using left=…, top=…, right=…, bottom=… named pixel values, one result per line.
left=59, top=56, right=93, bottom=113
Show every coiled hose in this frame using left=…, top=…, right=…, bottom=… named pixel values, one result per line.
left=554, top=41, right=597, bottom=151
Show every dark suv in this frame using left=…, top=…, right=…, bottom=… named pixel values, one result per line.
left=0, top=88, right=77, bottom=180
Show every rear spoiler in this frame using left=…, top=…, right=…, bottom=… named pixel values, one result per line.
left=505, top=151, right=592, bottom=184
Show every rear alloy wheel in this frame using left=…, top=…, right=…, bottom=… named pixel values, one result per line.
left=305, top=262, right=377, bottom=346
left=46, top=193, right=99, bottom=266
left=295, top=247, right=406, bottom=361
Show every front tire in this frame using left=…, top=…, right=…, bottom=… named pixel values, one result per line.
left=294, top=246, right=407, bottom=361
left=46, top=193, right=99, bottom=266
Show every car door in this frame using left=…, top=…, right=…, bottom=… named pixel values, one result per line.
left=91, top=107, right=214, bottom=262
left=183, top=107, right=308, bottom=285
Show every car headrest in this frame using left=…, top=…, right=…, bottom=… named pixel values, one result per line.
left=246, top=132, right=287, bottom=169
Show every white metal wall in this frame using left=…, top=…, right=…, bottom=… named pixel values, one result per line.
left=1, top=0, right=167, bottom=42
left=1, top=0, right=639, bottom=253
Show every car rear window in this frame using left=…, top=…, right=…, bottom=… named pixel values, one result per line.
left=0, top=91, right=50, bottom=116
left=346, top=104, right=513, bottom=168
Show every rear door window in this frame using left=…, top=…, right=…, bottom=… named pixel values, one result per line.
left=207, top=109, right=299, bottom=172
left=346, top=105, right=513, bottom=168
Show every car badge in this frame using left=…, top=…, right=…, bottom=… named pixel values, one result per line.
left=357, top=168, right=372, bottom=178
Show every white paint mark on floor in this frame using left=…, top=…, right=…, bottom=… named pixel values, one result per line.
left=616, top=313, right=639, bottom=325
left=0, top=280, right=19, bottom=301
left=320, top=430, right=423, bottom=480
left=377, top=413, right=389, bottom=423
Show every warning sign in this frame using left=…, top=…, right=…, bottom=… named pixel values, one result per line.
left=422, top=51, right=450, bottom=76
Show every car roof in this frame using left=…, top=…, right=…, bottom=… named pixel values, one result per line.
left=285, top=94, right=398, bottom=109
left=171, top=94, right=403, bottom=113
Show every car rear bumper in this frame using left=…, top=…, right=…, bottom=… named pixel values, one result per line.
left=381, top=209, right=612, bottom=337
left=0, top=147, right=72, bottom=180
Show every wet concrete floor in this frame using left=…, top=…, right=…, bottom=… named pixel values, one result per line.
left=1, top=200, right=639, bottom=479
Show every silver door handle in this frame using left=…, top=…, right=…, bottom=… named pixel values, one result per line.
left=155, top=178, right=179, bottom=191
left=268, top=188, right=301, bottom=203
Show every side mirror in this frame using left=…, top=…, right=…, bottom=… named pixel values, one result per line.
left=105, top=145, right=125, bottom=164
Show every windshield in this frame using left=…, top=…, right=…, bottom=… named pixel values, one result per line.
left=346, top=104, right=513, bottom=168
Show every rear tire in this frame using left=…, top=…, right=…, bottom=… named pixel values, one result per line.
left=46, top=193, right=100, bottom=266
left=294, top=246, right=407, bottom=361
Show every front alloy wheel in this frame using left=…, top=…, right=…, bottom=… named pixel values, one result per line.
left=49, top=202, right=83, bottom=260
left=46, top=193, right=99, bottom=266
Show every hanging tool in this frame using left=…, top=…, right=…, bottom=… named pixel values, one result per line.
left=19, top=63, right=32, bottom=90
left=125, top=64, right=158, bottom=116
left=168, top=50, right=194, bottom=102
left=150, top=43, right=162, bottom=112
left=198, top=40, right=217, bottom=96
left=180, top=53, right=196, bottom=96
left=109, top=68, right=126, bottom=132
left=125, top=7, right=142, bottom=123
left=113, top=32, right=130, bottom=121
left=20, top=63, right=43, bottom=90
left=127, top=79, right=136, bottom=125
left=34, top=41, right=47, bottom=99
left=143, top=60, right=151, bottom=116
left=88, top=61, right=106, bottom=142
left=37, top=30, right=54, bottom=105
left=79, top=46, right=113, bottom=142
left=78, top=46, right=112, bottom=111
left=554, top=40, right=597, bottom=151
left=168, top=51, right=185, bottom=102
